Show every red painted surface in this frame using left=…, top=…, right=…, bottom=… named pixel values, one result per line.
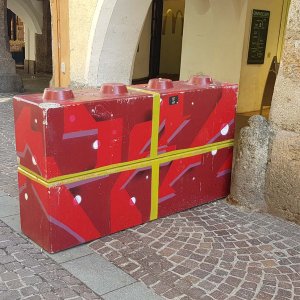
left=14, top=76, right=238, bottom=253
left=17, top=146, right=232, bottom=253
left=43, top=88, right=75, bottom=101
left=135, top=76, right=238, bottom=155
left=13, top=89, right=154, bottom=179
left=18, top=166, right=152, bottom=253
left=158, top=147, right=233, bottom=218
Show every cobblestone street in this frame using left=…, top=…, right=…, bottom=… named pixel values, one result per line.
left=0, top=98, right=101, bottom=299
left=0, top=97, right=18, bottom=198
left=90, top=202, right=300, bottom=300
left=0, top=98, right=300, bottom=299
left=0, top=217, right=101, bottom=300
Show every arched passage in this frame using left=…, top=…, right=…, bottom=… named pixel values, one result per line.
left=7, top=0, right=43, bottom=72
left=7, top=0, right=42, bottom=34
left=86, top=0, right=152, bottom=86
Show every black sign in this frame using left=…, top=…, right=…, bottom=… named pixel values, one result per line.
left=169, top=95, right=179, bottom=105
left=247, top=10, right=270, bottom=64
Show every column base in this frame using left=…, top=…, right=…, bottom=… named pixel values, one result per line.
left=0, top=73, right=23, bottom=92
left=24, top=60, right=36, bottom=75
left=266, top=130, right=300, bottom=225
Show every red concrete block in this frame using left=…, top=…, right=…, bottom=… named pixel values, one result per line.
left=134, top=76, right=238, bottom=155
left=18, top=166, right=152, bottom=253
left=17, top=145, right=233, bottom=253
left=13, top=85, right=154, bottom=179
left=13, top=76, right=237, bottom=253
left=158, top=147, right=233, bottom=218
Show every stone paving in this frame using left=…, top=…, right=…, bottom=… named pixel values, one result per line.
left=1, top=97, right=300, bottom=299
left=90, top=202, right=300, bottom=300
left=0, top=97, right=19, bottom=198
left=0, top=217, right=101, bottom=300
left=0, top=100, right=102, bottom=300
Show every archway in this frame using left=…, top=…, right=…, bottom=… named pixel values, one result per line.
left=86, top=0, right=185, bottom=86
left=132, top=0, right=186, bottom=83
left=7, top=10, right=26, bottom=68
left=86, top=0, right=152, bottom=86
left=133, top=0, right=185, bottom=83
left=6, top=0, right=52, bottom=92
left=7, top=0, right=42, bottom=74
left=7, top=0, right=42, bottom=34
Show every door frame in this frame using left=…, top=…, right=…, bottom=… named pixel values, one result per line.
left=50, top=0, right=70, bottom=87
left=149, top=0, right=163, bottom=79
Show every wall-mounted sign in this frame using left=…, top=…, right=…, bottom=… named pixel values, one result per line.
left=247, top=10, right=270, bottom=64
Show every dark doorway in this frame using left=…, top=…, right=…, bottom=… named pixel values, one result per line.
left=150, top=0, right=185, bottom=81
left=149, top=0, right=163, bottom=79
left=132, top=0, right=185, bottom=84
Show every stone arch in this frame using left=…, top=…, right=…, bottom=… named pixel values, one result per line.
left=86, top=0, right=152, bottom=87
left=7, top=0, right=42, bottom=34
left=7, top=0, right=43, bottom=68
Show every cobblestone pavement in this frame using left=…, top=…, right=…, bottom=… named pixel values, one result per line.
left=0, top=98, right=19, bottom=198
left=90, top=202, right=300, bottom=300
left=0, top=219, right=101, bottom=300
left=0, top=100, right=103, bottom=299
left=2, top=98, right=300, bottom=300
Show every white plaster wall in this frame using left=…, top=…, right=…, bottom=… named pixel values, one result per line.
left=68, top=0, right=98, bottom=85
left=180, top=0, right=286, bottom=113
left=7, top=0, right=42, bottom=34
left=29, top=0, right=43, bottom=28
left=180, top=0, right=248, bottom=83
left=86, top=0, right=152, bottom=87
left=24, top=27, right=36, bottom=61
left=132, top=4, right=152, bottom=80
left=85, top=0, right=118, bottom=86
left=77, top=0, right=285, bottom=97
left=238, top=0, right=285, bottom=113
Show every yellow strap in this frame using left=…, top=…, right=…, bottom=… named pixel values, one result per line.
left=18, top=159, right=151, bottom=188
left=127, top=87, right=160, bottom=158
left=150, top=161, right=160, bottom=220
left=18, top=167, right=50, bottom=188
left=18, top=139, right=234, bottom=188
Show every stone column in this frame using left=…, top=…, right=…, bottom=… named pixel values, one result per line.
left=0, top=0, right=22, bottom=92
left=36, top=0, right=52, bottom=74
left=265, top=0, right=300, bottom=223
left=230, top=115, right=271, bottom=211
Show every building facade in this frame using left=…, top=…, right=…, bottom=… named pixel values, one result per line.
left=0, top=0, right=290, bottom=112
left=54, top=0, right=290, bottom=115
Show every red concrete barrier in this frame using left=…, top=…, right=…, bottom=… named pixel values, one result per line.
left=13, top=76, right=238, bottom=253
